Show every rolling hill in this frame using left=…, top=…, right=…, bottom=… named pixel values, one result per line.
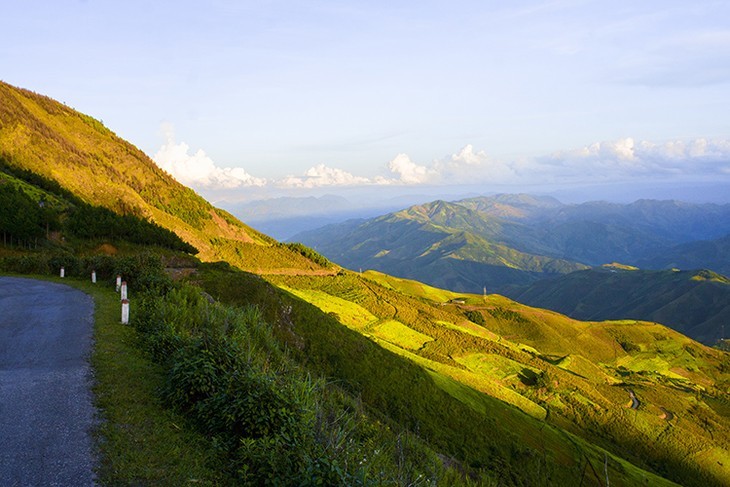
left=507, top=266, right=730, bottom=345
left=636, top=234, right=730, bottom=276
left=291, top=199, right=589, bottom=293
left=1, top=80, right=728, bottom=485
left=292, top=194, right=730, bottom=294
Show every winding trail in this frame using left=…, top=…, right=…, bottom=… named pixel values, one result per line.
left=0, top=277, right=97, bottom=486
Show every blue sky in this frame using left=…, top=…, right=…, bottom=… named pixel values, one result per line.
left=3, top=0, right=730, bottom=198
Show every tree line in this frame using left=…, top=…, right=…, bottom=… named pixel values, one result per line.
left=0, top=176, right=196, bottom=254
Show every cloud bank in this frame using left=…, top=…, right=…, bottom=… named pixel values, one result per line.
left=151, top=130, right=730, bottom=191
left=153, top=125, right=265, bottom=189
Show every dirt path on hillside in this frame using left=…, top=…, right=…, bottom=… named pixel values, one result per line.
left=0, top=277, right=97, bottom=486
left=257, top=267, right=339, bottom=276
left=627, top=389, right=640, bottom=409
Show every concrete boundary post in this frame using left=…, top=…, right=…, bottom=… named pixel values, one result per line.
left=91, top=271, right=97, bottom=284
left=60, top=267, right=65, bottom=278
left=115, top=275, right=122, bottom=292
left=121, top=299, right=130, bottom=325
left=120, top=281, right=128, bottom=301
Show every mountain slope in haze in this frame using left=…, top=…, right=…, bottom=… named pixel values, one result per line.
left=0, top=81, right=328, bottom=274
left=293, top=194, right=730, bottom=294
left=637, top=234, right=730, bottom=276
left=292, top=199, right=589, bottom=293
left=506, top=266, right=730, bottom=345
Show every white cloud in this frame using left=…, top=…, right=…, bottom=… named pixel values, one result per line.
left=152, top=124, right=266, bottom=189
left=539, top=137, right=730, bottom=181
left=387, top=153, right=439, bottom=184
left=278, top=164, right=370, bottom=188
left=152, top=127, right=730, bottom=193
left=439, top=144, right=517, bottom=183
left=449, top=144, right=487, bottom=166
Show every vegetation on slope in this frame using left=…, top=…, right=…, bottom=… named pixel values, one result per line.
left=508, top=267, right=730, bottom=345
left=292, top=195, right=730, bottom=294
left=2, top=81, right=727, bottom=485
left=265, top=270, right=729, bottom=486
left=0, top=81, right=329, bottom=274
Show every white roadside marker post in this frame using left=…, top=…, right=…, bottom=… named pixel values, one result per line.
left=121, top=299, right=130, bottom=325
left=115, top=275, right=122, bottom=292
left=91, top=270, right=97, bottom=284
left=60, top=267, right=65, bottom=278
left=120, top=281, right=128, bottom=301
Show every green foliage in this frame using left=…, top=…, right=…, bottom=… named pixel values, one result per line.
left=131, top=282, right=452, bottom=485
left=282, top=242, right=333, bottom=268
left=464, top=309, right=486, bottom=325
left=0, top=181, right=57, bottom=246
left=0, top=251, right=173, bottom=294
left=66, top=203, right=198, bottom=253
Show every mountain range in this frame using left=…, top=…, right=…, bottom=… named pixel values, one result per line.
left=293, top=195, right=730, bottom=294
left=1, top=80, right=728, bottom=486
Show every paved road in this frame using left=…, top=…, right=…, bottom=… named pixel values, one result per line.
left=0, top=277, right=97, bottom=486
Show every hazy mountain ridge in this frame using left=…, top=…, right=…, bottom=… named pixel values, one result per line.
left=293, top=198, right=591, bottom=293
left=293, top=194, right=730, bottom=293
left=637, top=234, right=730, bottom=275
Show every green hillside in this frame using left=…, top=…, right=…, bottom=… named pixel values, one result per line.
left=637, top=235, right=730, bottom=276
left=508, top=267, right=730, bottom=345
left=1, top=81, right=728, bottom=485
left=293, top=199, right=588, bottom=293
left=292, top=194, right=730, bottom=294
left=0, top=81, right=329, bottom=275
left=266, top=270, right=729, bottom=486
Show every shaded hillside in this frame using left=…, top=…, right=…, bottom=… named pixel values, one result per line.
left=507, top=266, right=730, bottom=345
left=637, top=234, right=730, bottom=276
left=0, top=81, right=328, bottom=274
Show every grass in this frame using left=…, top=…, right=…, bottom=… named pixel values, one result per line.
left=267, top=271, right=730, bottom=486
left=372, top=319, right=433, bottom=350
left=280, top=285, right=377, bottom=329
left=3, top=274, right=229, bottom=485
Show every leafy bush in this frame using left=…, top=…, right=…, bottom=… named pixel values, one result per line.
left=282, top=242, right=333, bottom=268
left=132, top=283, right=449, bottom=485
left=66, top=203, right=198, bottom=253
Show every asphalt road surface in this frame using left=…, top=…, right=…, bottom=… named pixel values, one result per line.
left=0, top=277, right=97, bottom=486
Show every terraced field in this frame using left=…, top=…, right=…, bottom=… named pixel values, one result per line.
left=268, top=270, right=730, bottom=486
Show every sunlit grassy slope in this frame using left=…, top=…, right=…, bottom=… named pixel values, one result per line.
left=267, top=270, right=730, bottom=486
left=0, top=81, right=328, bottom=274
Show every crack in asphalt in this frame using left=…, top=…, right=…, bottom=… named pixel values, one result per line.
left=0, top=277, right=97, bottom=486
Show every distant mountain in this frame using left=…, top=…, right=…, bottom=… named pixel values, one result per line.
left=507, top=266, right=730, bottom=345
left=292, top=199, right=588, bottom=293
left=637, top=234, right=730, bottom=276
left=292, top=194, right=730, bottom=293
left=224, top=195, right=395, bottom=241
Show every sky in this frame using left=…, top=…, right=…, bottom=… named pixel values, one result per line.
left=3, top=0, right=730, bottom=201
